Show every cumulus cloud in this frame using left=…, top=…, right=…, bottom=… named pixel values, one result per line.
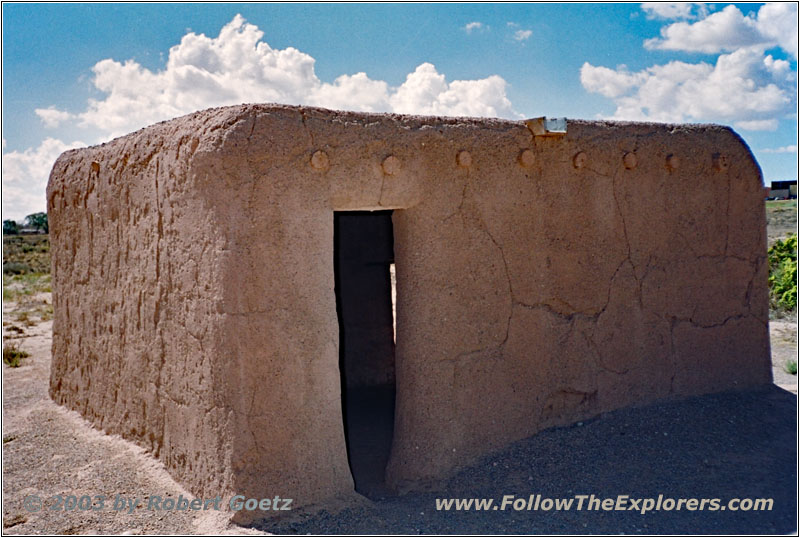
left=50, top=14, right=518, bottom=139
left=311, top=72, right=390, bottom=113
left=389, top=63, right=514, bottom=118
left=2, top=138, right=85, bottom=220
left=513, top=29, right=533, bottom=42
left=579, top=64, right=646, bottom=98
left=756, top=3, right=799, bottom=58
left=5, top=14, right=520, bottom=220
left=641, top=3, right=708, bottom=20
left=761, top=145, right=798, bottom=154
left=734, top=119, right=779, bottom=131
left=583, top=3, right=797, bottom=130
left=644, top=3, right=798, bottom=57
left=35, top=107, right=74, bottom=128
left=580, top=48, right=796, bottom=127
left=464, top=21, right=484, bottom=33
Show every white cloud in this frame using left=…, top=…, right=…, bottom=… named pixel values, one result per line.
left=49, top=14, right=517, bottom=139
left=583, top=4, right=797, bottom=130
left=514, top=29, right=533, bottom=42
left=756, top=3, right=799, bottom=58
left=579, top=64, right=646, bottom=98
left=580, top=47, right=796, bottom=126
left=389, top=63, right=515, bottom=118
left=464, top=21, right=484, bottom=33
left=35, top=107, right=74, bottom=128
left=311, top=72, right=390, bottom=113
left=644, top=5, right=763, bottom=53
left=640, top=3, right=709, bottom=21
left=505, top=22, right=532, bottom=43
left=2, top=138, right=86, bottom=220
left=735, top=119, right=779, bottom=131
left=644, top=3, right=798, bottom=58
left=761, top=145, right=798, bottom=154
left=6, top=15, right=520, bottom=221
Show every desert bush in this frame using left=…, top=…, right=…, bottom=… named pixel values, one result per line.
left=3, top=262, right=32, bottom=275
left=3, top=343, right=29, bottom=368
left=768, top=233, right=797, bottom=312
left=2, top=235, right=50, bottom=273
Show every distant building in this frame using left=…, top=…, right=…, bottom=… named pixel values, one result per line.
left=18, top=226, right=46, bottom=235
left=768, top=180, right=797, bottom=199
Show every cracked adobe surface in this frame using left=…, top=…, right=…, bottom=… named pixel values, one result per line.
left=47, top=104, right=771, bottom=516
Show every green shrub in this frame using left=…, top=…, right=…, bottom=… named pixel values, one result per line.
left=768, top=234, right=797, bottom=312
left=3, top=235, right=51, bottom=273
left=3, top=262, right=31, bottom=275
left=3, top=344, right=29, bottom=368
left=786, top=359, right=798, bottom=376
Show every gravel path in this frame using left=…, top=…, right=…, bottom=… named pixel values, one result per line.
left=3, top=302, right=797, bottom=534
left=267, top=386, right=797, bottom=535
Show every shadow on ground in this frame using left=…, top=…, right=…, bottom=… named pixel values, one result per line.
left=262, top=385, right=797, bottom=534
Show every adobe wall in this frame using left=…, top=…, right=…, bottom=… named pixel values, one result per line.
left=48, top=104, right=771, bottom=515
left=47, top=111, right=250, bottom=500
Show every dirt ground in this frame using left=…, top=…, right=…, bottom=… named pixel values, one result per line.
left=771, top=319, right=799, bottom=391
left=2, top=289, right=796, bottom=534
left=2, top=309, right=260, bottom=535
left=766, top=200, right=797, bottom=245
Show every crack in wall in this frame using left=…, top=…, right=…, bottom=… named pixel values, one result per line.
left=441, top=180, right=469, bottom=223
left=473, top=211, right=514, bottom=349
left=299, top=110, right=316, bottom=147
left=611, top=165, right=643, bottom=304
left=723, top=170, right=732, bottom=256
left=672, top=312, right=748, bottom=330
left=377, top=169, right=387, bottom=207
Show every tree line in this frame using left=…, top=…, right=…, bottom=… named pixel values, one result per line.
left=3, top=213, right=48, bottom=234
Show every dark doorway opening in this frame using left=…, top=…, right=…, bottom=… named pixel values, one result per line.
left=334, top=210, right=396, bottom=499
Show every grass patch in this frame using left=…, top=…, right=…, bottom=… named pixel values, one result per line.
left=2, top=262, right=31, bottom=275
left=766, top=199, right=797, bottom=209
left=766, top=199, right=798, bottom=245
left=36, top=303, right=54, bottom=321
left=14, top=311, right=35, bottom=327
left=2, top=235, right=50, bottom=274
left=3, top=343, right=29, bottom=368
left=3, top=273, right=51, bottom=302
left=785, top=359, right=797, bottom=376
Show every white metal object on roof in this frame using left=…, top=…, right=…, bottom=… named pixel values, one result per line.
left=525, top=117, right=567, bottom=137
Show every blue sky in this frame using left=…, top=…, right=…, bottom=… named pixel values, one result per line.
left=2, top=2, right=797, bottom=220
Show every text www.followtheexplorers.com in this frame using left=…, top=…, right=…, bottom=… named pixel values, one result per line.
left=435, top=494, right=774, bottom=514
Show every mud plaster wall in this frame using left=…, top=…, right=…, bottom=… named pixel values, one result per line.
left=48, top=104, right=771, bottom=512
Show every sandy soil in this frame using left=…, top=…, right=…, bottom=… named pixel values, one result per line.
left=2, top=312, right=262, bottom=535
left=2, top=293, right=797, bottom=534
left=771, top=318, right=799, bottom=391
left=765, top=200, right=797, bottom=245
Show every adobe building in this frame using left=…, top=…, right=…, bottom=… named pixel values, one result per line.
left=47, top=104, right=771, bottom=517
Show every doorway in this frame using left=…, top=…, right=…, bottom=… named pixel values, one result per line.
left=334, top=210, right=396, bottom=499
